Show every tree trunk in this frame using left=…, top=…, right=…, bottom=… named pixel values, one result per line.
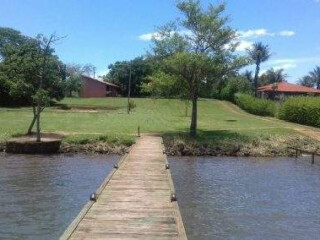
left=254, top=63, right=260, bottom=97
left=190, top=92, right=198, bottom=137
left=36, top=103, right=41, bottom=142
left=27, top=106, right=37, bottom=134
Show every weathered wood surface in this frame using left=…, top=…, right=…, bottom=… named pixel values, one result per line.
left=61, top=136, right=187, bottom=240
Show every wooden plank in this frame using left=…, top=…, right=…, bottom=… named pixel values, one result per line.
left=61, top=136, right=187, bottom=240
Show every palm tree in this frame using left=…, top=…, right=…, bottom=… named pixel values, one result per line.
left=309, top=66, right=320, bottom=89
left=264, top=68, right=288, bottom=83
left=247, top=42, right=271, bottom=96
left=298, top=75, right=314, bottom=87
left=243, top=70, right=253, bottom=82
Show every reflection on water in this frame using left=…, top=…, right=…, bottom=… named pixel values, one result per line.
left=0, top=153, right=119, bottom=240
left=169, top=157, right=320, bottom=240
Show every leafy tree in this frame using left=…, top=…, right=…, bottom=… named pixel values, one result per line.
left=64, top=64, right=84, bottom=97
left=146, top=0, right=247, bottom=136
left=309, top=66, right=320, bottom=89
left=247, top=42, right=271, bottom=96
left=259, top=68, right=287, bottom=85
left=0, top=27, right=31, bottom=105
left=106, top=57, right=154, bottom=97
left=0, top=33, right=66, bottom=141
left=220, top=76, right=252, bottom=101
left=0, top=27, right=28, bottom=60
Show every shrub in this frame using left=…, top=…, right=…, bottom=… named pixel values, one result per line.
left=278, top=97, right=320, bottom=127
left=234, top=93, right=277, bottom=117
left=218, top=76, right=252, bottom=101
left=128, top=100, right=136, bottom=111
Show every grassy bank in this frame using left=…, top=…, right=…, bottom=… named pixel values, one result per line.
left=1, top=97, right=320, bottom=155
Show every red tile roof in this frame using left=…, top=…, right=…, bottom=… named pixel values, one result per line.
left=257, top=82, right=320, bottom=94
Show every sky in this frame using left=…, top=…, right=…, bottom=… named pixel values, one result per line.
left=0, top=0, right=320, bottom=82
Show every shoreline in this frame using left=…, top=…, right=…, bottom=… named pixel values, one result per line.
left=1, top=134, right=320, bottom=157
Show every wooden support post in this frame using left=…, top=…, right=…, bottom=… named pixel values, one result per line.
left=295, top=149, right=298, bottom=159
left=137, top=126, right=140, bottom=137
left=312, top=153, right=315, bottom=164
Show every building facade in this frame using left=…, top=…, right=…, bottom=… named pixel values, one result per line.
left=80, top=75, right=120, bottom=98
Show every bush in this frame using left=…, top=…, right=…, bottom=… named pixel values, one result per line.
left=234, top=93, right=277, bottom=117
left=218, top=76, right=252, bottom=101
left=278, top=97, right=320, bottom=127
left=128, top=100, right=136, bottom=111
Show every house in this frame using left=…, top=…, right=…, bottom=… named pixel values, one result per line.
left=80, top=75, right=120, bottom=98
left=258, top=82, right=320, bottom=100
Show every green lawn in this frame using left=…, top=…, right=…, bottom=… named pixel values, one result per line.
left=0, top=97, right=301, bottom=146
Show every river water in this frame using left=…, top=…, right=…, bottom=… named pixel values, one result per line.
left=0, top=153, right=119, bottom=240
left=1, top=154, right=320, bottom=240
left=169, top=157, right=320, bottom=240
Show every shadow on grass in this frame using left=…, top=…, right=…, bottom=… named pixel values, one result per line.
left=52, top=103, right=123, bottom=111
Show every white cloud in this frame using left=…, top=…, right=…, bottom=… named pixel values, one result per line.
left=273, top=63, right=297, bottom=70
left=263, top=57, right=320, bottom=71
left=270, top=57, right=320, bottom=65
left=235, top=40, right=254, bottom=51
left=259, top=69, right=267, bottom=76
left=237, top=29, right=272, bottom=38
left=139, top=30, right=192, bottom=41
left=237, top=29, right=295, bottom=39
left=278, top=31, right=295, bottom=37
left=140, top=28, right=296, bottom=42
left=139, top=32, right=162, bottom=41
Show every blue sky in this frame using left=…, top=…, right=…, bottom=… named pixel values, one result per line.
left=1, top=0, right=320, bottom=82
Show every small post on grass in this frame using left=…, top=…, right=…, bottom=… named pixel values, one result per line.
left=137, top=126, right=140, bottom=137
left=311, top=153, right=315, bottom=164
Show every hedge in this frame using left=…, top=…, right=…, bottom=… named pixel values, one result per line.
left=234, top=93, right=277, bottom=117
left=278, top=97, right=320, bottom=127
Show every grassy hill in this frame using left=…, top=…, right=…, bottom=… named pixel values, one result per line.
left=1, top=97, right=320, bottom=156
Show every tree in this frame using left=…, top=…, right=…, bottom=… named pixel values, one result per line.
left=259, top=68, right=287, bottom=85
left=220, top=75, right=252, bottom=101
left=64, top=64, right=84, bottom=97
left=298, top=75, right=314, bottom=87
left=0, top=27, right=31, bottom=106
left=309, top=66, right=320, bottom=89
left=0, top=33, right=66, bottom=141
left=0, top=27, right=28, bottom=60
left=82, top=64, right=96, bottom=78
left=146, top=0, right=247, bottom=137
left=106, top=57, right=154, bottom=97
left=247, top=42, right=271, bottom=96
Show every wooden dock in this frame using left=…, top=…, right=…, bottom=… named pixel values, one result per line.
left=60, top=136, right=187, bottom=240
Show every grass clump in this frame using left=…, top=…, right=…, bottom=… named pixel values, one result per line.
left=163, top=130, right=320, bottom=157
left=234, top=93, right=277, bottom=117
left=62, top=134, right=135, bottom=147
left=278, top=97, right=320, bottom=127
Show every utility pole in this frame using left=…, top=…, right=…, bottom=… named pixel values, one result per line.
left=127, top=64, right=132, bottom=114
